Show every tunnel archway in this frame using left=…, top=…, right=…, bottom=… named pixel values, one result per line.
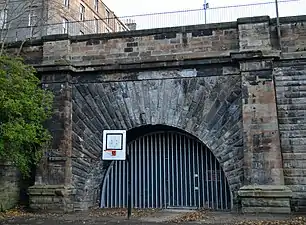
left=100, top=125, right=232, bottom=210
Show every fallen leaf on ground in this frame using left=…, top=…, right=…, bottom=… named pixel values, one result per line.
left=169, top=210, right=208, bottom=223
left=0, top=206, right=33, bottom=220
left=89, top=208, right=160, bottom=218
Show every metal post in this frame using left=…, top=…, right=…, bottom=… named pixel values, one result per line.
left=275, top=0, right=282, bottom=49
left=204, top=0, right=207, bottom=24
left=127, top=154, right=132, bottom=219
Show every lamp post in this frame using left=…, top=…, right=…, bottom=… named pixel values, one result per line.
left=203, top=0, right=209, bottom=24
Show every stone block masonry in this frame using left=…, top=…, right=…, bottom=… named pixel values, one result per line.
left=238, top=185, right=292, bottom=213
left=0, top=162, right=20, bottom=211
left=4, top=15, right=306, bottom=213
left=274, top=59, right=306, bottom=212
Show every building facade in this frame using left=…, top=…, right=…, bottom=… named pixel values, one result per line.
left=0, top=0, right=130, bottom=42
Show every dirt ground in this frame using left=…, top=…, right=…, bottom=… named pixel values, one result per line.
left=1, top=208, right=306, bottom=225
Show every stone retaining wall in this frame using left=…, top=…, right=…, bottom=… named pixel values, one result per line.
left=0, top=162, right=20, bottom=211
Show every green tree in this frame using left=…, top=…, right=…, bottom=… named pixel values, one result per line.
left=0, top=55, right=53, bottom=177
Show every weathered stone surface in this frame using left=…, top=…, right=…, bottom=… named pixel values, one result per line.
left=0, top=162, right=20, bottom=211
left=241, top=59, right=284, bottom=186
left=28, top=73, right=73, bottom=212
left=274, top=61, right=306, bottom=212
left=71, top=71, right=243, bottom=208
left=28, top=185, right=76, bottom=212
left=238, top=17, right=271, bottom=51
left=238, top=185, right=292, bottom=214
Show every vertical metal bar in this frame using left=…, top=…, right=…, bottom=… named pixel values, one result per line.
left=184, top=135, right=187, bottom=207
left=205, top=147, right=209, bottom=208
left=146, top=135, right=150, bottom=208
left=115, top=162, right=118, bottom=207
left=160, top=133, right=164, bottom=208
left=214, top=157, right=218, bottom=209
left=119, top=161, right=122, bottom=207
left=175, top=133, right=179, bottom=206
left=219, top=167, right=223, bottom=210
left=123, top=150, right=126, bottom=207
left=143, top=136, right=146, bottom=208
left=210, top=152, right=214, bottom=209
left=166, top=132, right=169, bottom=207
left=149, top=134, right=156, bottom=208
left=169, top=132, right=172, bottom=206
left=131, top=143, right=133, bottom=208
left=155, top=133, right=159, bottom=208
left=180, top=134, right=183, bottom=206
left=135, top=139, right=142, bottom=208
left=131, top=142, right=134, bottom=208
left=188, top=138, right=192, bottom=207
left=133, top=141, right=137, bottom=208
left=138, top=137, right=145, bottom=208
left=201, top=145, right=205, bottom=208
left=127, top=151, right=132, bottom=219
left=275, top=0, right=282, bottom=49
left=151, top=134, right=154, bottom=208
left=204, top=0, right=207, bottom=24
left=171, top=133, right=175, bottom=206
left=110, top=163, right=114, bottom=208
left=196, top=143, right=200, bottom=208
left=192, top=141, right=196, bottom=207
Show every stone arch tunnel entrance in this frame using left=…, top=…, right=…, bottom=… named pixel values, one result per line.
left=100, top=125, right=231, bottom=210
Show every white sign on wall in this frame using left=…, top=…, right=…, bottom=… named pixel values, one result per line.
left=102, top=130, right=126, bottom=160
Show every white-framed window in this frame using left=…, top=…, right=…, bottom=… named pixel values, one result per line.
left=94, top=17, right=99, bottom=33
left=62, top=17, right=68, bottom=33
left=64, top=0, right=69, bottom=7
left=0, top=9, right=8, bottom=29
left=117, top=22, right=122, bottom=32
left=93, top=0, right=98, bottom=12
left=28, top=7, right=38, bottom=27
left=105, top=9, right=110, bottom=24
left=80, top=4, right=85, bottom=21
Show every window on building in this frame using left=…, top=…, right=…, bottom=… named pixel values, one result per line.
left=80, top=30, right=84, bottom=35
left=64, top=0, right=69, bottom=7
left=93, top=0, right=98, bottom=12
left=28, top=7, right=38, bottom=27
left=94, top=17, right=99, bottom=33
left=106, top=9, right=110, bottom=24
left=80, top=4, right=85, bottom=21
left=0, top=9, right=8, bottom=29
left=117, top=22, right=123, bottom=32
left=62, top=17, right=68, bottom=33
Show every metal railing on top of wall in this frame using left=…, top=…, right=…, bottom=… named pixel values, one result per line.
left=1, top=0, right=306, bottom=42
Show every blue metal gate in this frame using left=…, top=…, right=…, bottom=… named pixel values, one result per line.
left=100, top=131, right=231, bottom=210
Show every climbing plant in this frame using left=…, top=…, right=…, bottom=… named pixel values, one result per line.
left=0, top=55, right=53, bottom=177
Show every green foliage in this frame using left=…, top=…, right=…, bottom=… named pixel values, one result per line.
left=0, top=56, right=53, bottom=177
